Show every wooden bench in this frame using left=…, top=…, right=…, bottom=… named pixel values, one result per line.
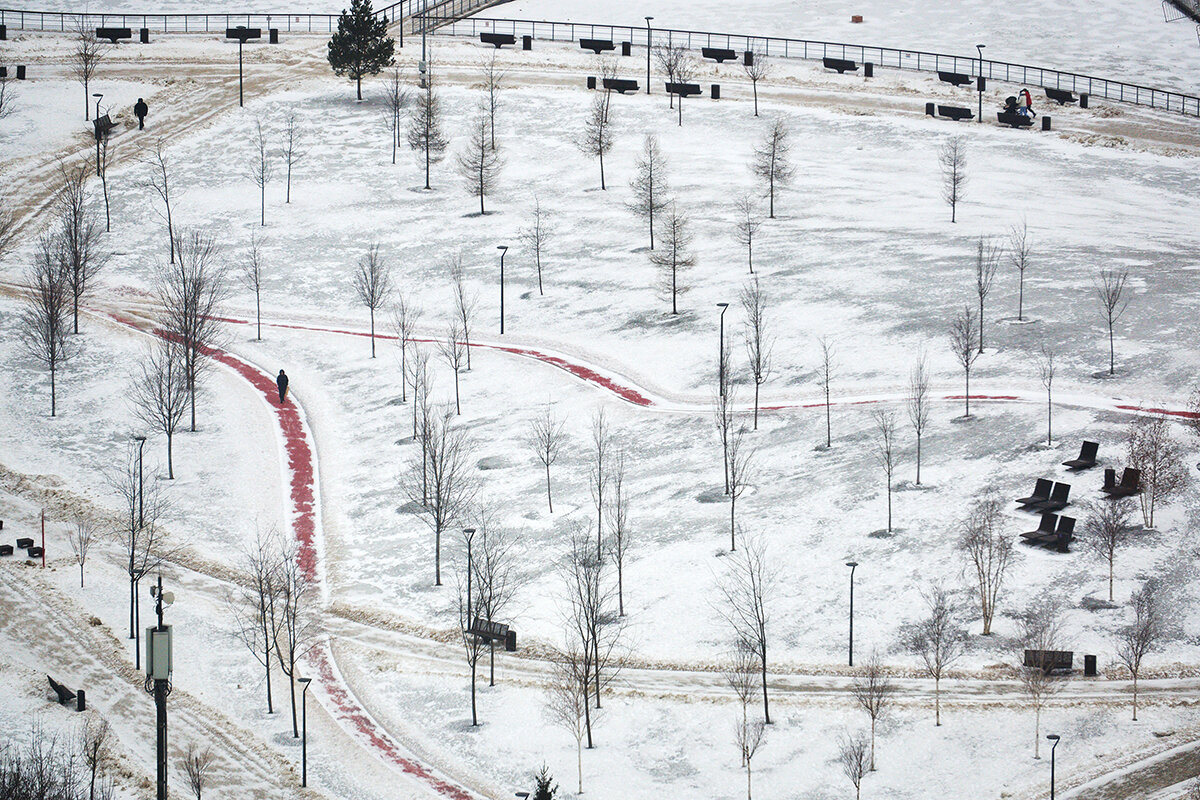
left=1045, top=87, right=1077, bottom=105
left=1024, top=649, right=1073, bottom=673
left=479, top=32, right=515, bottom=49
left=937, top=105, right=974, bottom=121
left=665, top=82, right=702, bottom=97
left=47, top=675, right=76, bottom=705
left=997, top=110, right=1034, bottom=128
left=95, top=27, right=131, bottom=43
left=701, top=47, right=736, bottom=63
left=1102, top=467, right=1141, bottom=498
left=823, top=57, right=858, bottom=74
left=602, top=77, right=640, bottom=94
left=580, top=38, right=615, bottom=55
left=937, top=70, right=973, bottom=87
left=0, top=545, right=12, bottom=556
left=16, top=537, right=33, bottom=549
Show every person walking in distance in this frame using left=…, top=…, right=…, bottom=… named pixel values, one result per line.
left=276, top=370, right=289, bottom=404
left=134, top=98, right=149, bottom=129
left=1018, top=88, right=1036, bottom=119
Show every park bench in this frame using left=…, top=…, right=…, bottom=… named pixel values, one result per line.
left=701, top=47, right=736, bottom=63
left=823, top=57, right=858, bottom=74
left=16, top=537, right=33, bottom=549
left=469, top=617, right=517, bottom=651
left=602, top=77, right=640, bottom=94
left=95, top=27, right=131, bottom=43
left=1102, top=467, right=1141, bottom=498
left=1020, top=513, right=1058, bottom=541
left=27, top=547, right=43, bottom=558
left=665, top=82, right=702, bottom=97
left=997, top=110, right=1034, bottom=128
left=0, top=545, right=12, bottom=556
left=580, top=38, right=615, bottom=55
left=937, top=70, right=973, bottom=87
left=1030, top=482, right=1071, bottom=513
left=1015, top=478, right=1053, bottom=508
left=1020, top=515, right=1075, bottom=552
left=1045, top=87, right=1077, bottom=105
left=47, top=675, right=75, bottom=705
left=937, top=105, right=974, bottom=121
left=1062, top=440, right=1099, bottom=471
left=479, top=32, right=515, bottom=49
left=1024, top=649, right=1074, bottom=674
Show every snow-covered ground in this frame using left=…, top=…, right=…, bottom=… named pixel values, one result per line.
left=2, top=19, right=1200, bottom=800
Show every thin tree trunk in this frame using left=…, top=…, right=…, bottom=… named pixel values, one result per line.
left=583, top=684, right=593, bottom=748
left=753, top=381, right=760, bottom=430
left=289, top=673, right=298, bottom=737
left=50, top=365, right=57, bottom=417
left=617, top=564, right=624, bottom=616
left=599, top=149, right=606, bottom=191
left=870, top=716, right=876, bottom=770
left=470, top=660, right=477, bottom=725
left=435, top=526, right=442, bottom=585
left=1018, top=275, right=1024, bottom=320
left=370, top=309, right=376, bottom=358
left=753, top=81, right=759, bottom=116
left=265, top=652, right=273, bottom=713
left=916, top=434, right=922, bottom=484
left=453, top=371, right=460, bottom=415
left=166, top=432, right=174, bottom=480
left=730, top=495, right=736, bottom=550
left=1109, top=325, right=1115, bottom=374
left=760, top=649, right=770, bottom=724
left=935, top=677, right=941, bottom=725
left=287, top=162, right=292, bottom=203
left=545, top=463, right=553, bottom=513
left=255, top=291, right=262, bottom=341
left=489, top=640, right=495, bottom=687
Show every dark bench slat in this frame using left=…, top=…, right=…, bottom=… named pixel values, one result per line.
left=580, top=38, right=615, bottom=54
left=702, top=47, right=736, bottom=63
left=823, top=57, right=858, bottom=73
left=937, top=71, right=972, bottom=87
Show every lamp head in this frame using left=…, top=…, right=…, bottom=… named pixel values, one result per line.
left=717, top=302, right=729, bottom=308
left=92, top=92, right=103, bottom=98
left=977, top=44, right=985, bottom=50
left=497, top=245, right=508, bottom=251
left=846, top=561, right=858, bottom=568
left=645, top=16, right=654, bottom=21
left=464, top=527, right=476, bottom=534
left=298, top=677, right=312, bottom=685
left=1046, top=734, right=1060, bottom=741
left=134, top=435, right=147, bottom=442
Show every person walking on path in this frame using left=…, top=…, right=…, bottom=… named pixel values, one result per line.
left=1018, top=88, right=1036, bottom=119
left=276, top=369, right=289, bottom=404
left=134, top=98, right=149, bottom=129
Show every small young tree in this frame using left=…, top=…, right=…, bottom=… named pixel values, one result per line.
left=1126, top=412, right=1187, bottom=529
left=903, top=585, right=966, bottom=725
left=405, top=407, right=476, bottom=585
left=128, top=340, right=189, bottom=479
left=390, top=294, right=421, bottom=402
left=71, top=21, right=110, bottom=120
left=529, top=403, right=566, bottom=514
left=481, top=52, right=504, bottom=150
left=718, top=532, right=774, bottom=724
left=380, top=68, right=408, bottom=165
left=974, top=236, right=1001, bottom=352
left=112, top=448, right=171, bottom=667
left=1009, top=220, right=1032, bottom=320
left=1031, top=344, right=1054, bottom=445
left=588, top=408, right=612, bottom=560
left=240, top=234, right=265, bottom=341
left=733, top=194, right=763, bottom=274
left=19, top=235, right=77, bottom=417
left=327, top=0, right=395, bottom=100
left=457, top=111, right=502, bottom=214
left=606, top=450, right=632, bottom=616
left=726, top=640, right=767, bottom=800
left=654, top=44, right=688, bottom=109
left=1095, top=268, right=1130, bottom=375
left=907, top=352, right=930, bottom=484
left=280, top=110, right=305, bottom=203
left=1016, top=606, right=1066, bottom=759
left=457, top=527, right=487, bottom=726
left=715, top=367, right=735, bottom=495
left=273, top=537, right=317, bottom=738
left=97, top=123, right=114, bottom=233
left=80, top=716, right=112, bottom=800
left=736, top=693, right=767, bottom=799
left=352, top=243, right=393, bottom=358
left=407, top=81, right=448, bottom=190
left=948, top=305, right=980, bottom=418
left=449, top=255, right=478, bottom=370
left=519, top=196, right=553, bottom=295
left=726, top=428, right=754, bottom=551
left=752, top=119, right=795, bottom=219
left=406, top=346, right=431, bottom=439
left=68, top=513, right=98, bottom=588
left=0, top=74, right=17, bottom=122
left=872, top=408, right=901, bottom=533
left=228, top=527, right=284, bottom=714
left=741, top=277, right=773, bottom=429
left=545, top=646, right=593, bottom=793
left=838, top=732, right=870, bottom=800
left=180, top=743, right=214, bottom=800
left=437, top=321, right=468, bottom=415
left=55, top=162, right=108, bottom=334
left=818, top=335, right=837, bottom=448
left=0, top=192, right=16, bottom=263
left=627, top=134, right=669, bottom=248
left=851, top=651, right=893, bottom=771
left=140, top=140, right=176, bottom=263
left=939, top=137, right=967, bottom=223
left=743, top=51, right=770, bottom=117
left=578, top=93, right=615, bottom=190
left=563, top=525, right=622, bottom=723
left=1084, top=498, right=1134, bottom=602
left=651, top=201, right=695, bottom=315
left=1115, top=584, right=1162, bottom=721
left=470, top=513, right=522, bottom=686
left=532, top=765, right=558, bottom=800
left=958, top=491, right=1013, bottom=635
left=249, top=118, right=273, bottom=226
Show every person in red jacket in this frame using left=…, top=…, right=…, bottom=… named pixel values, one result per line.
left=1018, top=88, right=1037, bottom=118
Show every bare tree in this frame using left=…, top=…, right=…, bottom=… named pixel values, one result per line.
left=229, top=527, right=283, bottom=714
left=1095, top=269, right=1130, bottom=375
left=606, top=449, right=632, bottom=616
left=958, top=491, right=1013, bottom=635
left=651, top=201, right=695, bottom=314
left=725, top=640, right=767, bottom=800
left=280, top=110, right=305, bottom=203
left=405, top=407, right=476, bottom=585
left=907, top=352, right=930, bottom=485
left=352, top=243, right=393, bottom=358
left=390, top=293, right=421, bottom=402
left=1016, top=605, right=1066, bottom=759
left=79, top=714, right=111, bottom=800
left=544, top=646, right=593, bottom=793
left=240, top=233, right=265, bottom=341
left=68, top=513, right=98, bottom=588
left=19, top=235, right=78, bottom=416
left=249, top=119, right=273, bottom=226
left=627, top=134, right=669, bottom=248
left=529, top=403, right=566, bottom=514
left=1115, top=584, right=1162, bottom=721
left=449, top=255, right=478, bottom=370
left=718, top=532, right=774, bottom=723
left=54, top=162, right=109, bottom=334
left=733, top=194, right=763, bottom=274
left=380, top=68, right=408, bottom=165
left=939, top=137, right=967, bottom=223
left=715, top=366, right=735, bottom=495
left=726, top=427, right=754, bottom=551
left=818, top=335, right=837, bottom=448
left=736, top=682, right=767, bottom=799
left=157, top=230, right=229, bottom=432
left=654, top=44, right=688, bottom=109
left=838, top=732, right=870, bottom=800
left=457, top=111, right=502, bottom=214
left=588, top=408, right=612, bottom=560
left=405, top=346, right=431, bottom=440
left=1126, top=412, right=1188, bottom=529
left=180, top=742, right=214, bottom=800
left=948, top=305, right=980, bottom=418
left=437, top=320, right=468, bottom=415
left=903, top=585, right=966, bottom=725
left=140, top=140, right=176, bottom=263
left=128, top=340, right=189, bottom=479
left=872, top=408, right=902, bottom=533
left=974, top=236, right=1002, bottom=352
left=457, top=526, right=487, bottom=726
left=562, top=525, right=621, bottom=735
left=407, top=82, right=448, bottom=190
left=481, top=52, right=504, bottom=150
left=741, top=277, right=773, bottom=429
left=97, top=123, right=114, bottom=233
left=578, top=93, right=616, bottom=190
left=0, top=74, right=17, bottom=121
left=0, top=194, right=16, bottom=264
left=1034, top=343, right=1056, bottom=446
left=519, top=196, right=553, bottom=295
left=71, top=21, right=109, bottom=120
left=851, top=651, right=893, bottom=771
left=273, top=537, right=317, bottom=738
left=471, top=510, right=522, bottom=686
left=1084, top=498, right=1134, bottom=602
left=752, top=119, right=795, bottom=219
left=1009, top=220, right=1032, bottom=320
left=743, top=50, right=770, bottom=117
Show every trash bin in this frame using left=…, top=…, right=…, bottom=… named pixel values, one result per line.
left=1080, top=93, right=1089, bottom=109
left=140, top=27, right=149, bottom=43
left=0, top=67, right=6, bottom=79
left=1042, top=115, right=1051, bottom=131
left=743, top=50, right=753, bottom=66
left=864, top=62, right=873, bottom=78
left=269, top=28, right=279, bottom=43
left=522, top=34, right=531, bottom=50
left=0, top=24, right=7, bottom=40
left=621, top=41, right=631, bottom=56
left=76, top=689, right=86, bottom=712
left=586, top=76, right=596, bottom=89
left=711, top=84, right=720, bottom=99
left=1084, top=654, right=1097, bottom=676
left=925, top=101, right=935, bottom=116
left=16, top=65, right=26, bottom=80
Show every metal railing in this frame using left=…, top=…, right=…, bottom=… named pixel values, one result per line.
left=439, top=17, right=1200, bottom=117
left=0, top=1, right=409, bottom=33
left=412, top=0, right=497, bottom=33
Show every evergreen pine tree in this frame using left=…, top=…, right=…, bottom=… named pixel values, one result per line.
left=533, top=765, right=557, bottom=800
left=327, top=0, right=395, bottom=101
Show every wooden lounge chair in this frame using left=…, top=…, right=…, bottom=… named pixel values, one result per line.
left=1031, top=482, right=1071, bottom=513
left=1020, top=513, right=1058, bottom=540
left=1102, top=467, right=1141, bottom=498
left=1016, top=478, right=1053, bottom=507
left=1054, top=516, right=1076, bottom=552
left=1063, top=441, right=1099, bottom=470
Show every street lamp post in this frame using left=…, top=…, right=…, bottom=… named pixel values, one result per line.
left=132, top=435, right=147, bottom=668
left=497, top=246, right=508, bottom=334
left=1047, top=734, right=1061, bottom=800
left=846, top=561, right=859, bottom=666
left=145, top=575, right=174, bottom=800
left=298, top=677, right=312, bottom=787
left=92, top=93, right=103, bottom=175
left=717, top=302, right=730, bottom=395
left=976, top=44, right=986, bottom=124
left=645, top=17, right=654, bottom=94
